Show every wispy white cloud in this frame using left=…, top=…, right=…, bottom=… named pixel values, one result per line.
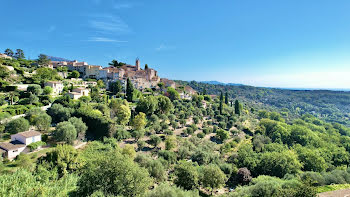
left=156, top=44, right=175, bottom=51
left=48, top=25, right=56, bottom=33
left=87, top=37, right=128, bottom=42
left=89, top=15, right=130, bottom=34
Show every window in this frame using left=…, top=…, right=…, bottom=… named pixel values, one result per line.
left=32, top=136, right=35, bottom=143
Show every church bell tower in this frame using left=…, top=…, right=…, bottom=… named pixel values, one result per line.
left=136, top=58, right=140, bottom=70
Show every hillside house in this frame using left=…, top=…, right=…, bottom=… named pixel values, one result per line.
left=83, top=81, right=97, bottom=87
left=0, top=131, right=42, bottom=160
left=11, top=130, right=42, bottom=145
left=44, top=81, right=64, bottom=95
left=0, top=53, right=13, bottom=59
left=14, top=84, right=30, bottom=91
left=85, top=65, right=102, bottom=79
left=180, top=92, right=192, bottom=100
left=161, top=78, right=176, bottom=89
left=67, top=87, right=90, bottom=99
left=99, top=69, right=108, bottom=79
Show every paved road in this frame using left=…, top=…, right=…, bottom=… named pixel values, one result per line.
left=319, top=189, right=350, bottom=197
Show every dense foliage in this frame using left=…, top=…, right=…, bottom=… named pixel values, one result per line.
left=2, top=55, right=350, bottom=196
left=178, top=81, right=350, bottom=126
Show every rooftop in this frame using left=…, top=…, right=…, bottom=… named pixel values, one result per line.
left=17, top=130, right=41, bottom=138
left=46, top=81, right=63, bottom=84
left=0, top=141, right=26, bottom=151
left=68, top=92, right=82, bottom=95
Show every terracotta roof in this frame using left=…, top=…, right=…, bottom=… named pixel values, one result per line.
left=17, top=130, right=41, bottom=138
left=0, top=141, right=26, bottom=151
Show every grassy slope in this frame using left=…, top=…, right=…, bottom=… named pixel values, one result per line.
left=317, top=184, right=350, bottom=193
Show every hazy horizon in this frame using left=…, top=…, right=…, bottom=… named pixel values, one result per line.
left=2, top=0, right=350, bottom=89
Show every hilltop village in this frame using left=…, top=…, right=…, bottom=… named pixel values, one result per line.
left=49, top=58, right=195, bottom=99
left=0, top=51, right=195, bottom=100
left=51, top=58, right=172, bottom=89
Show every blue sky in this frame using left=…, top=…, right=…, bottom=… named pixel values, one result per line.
left=1, top=0, right=350, bottom=88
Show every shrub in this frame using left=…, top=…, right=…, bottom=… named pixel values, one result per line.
left=137, top=140, right=146, bottom=151
left=53, top=121, right=77, bottom=144
left=158, top=150, right=177, bottom=164
left=216, top=129, right=230, bottom=142
left=199, top=164, right=226, bottom=193
left=203, top=127, right=213, bottom=134
left=77, top=152, right=152, bottom=196
left=5, top=118, right=30, bottom=134
left=197, top=132, right=205, bottom=138
left=174, top=160, right=199, bottom=190
left=149, top=135, right=161, bottom=148
left=27, top=141, right=46, bottom=151
left=165, top=135, right=177, bottom=150
left=146, top=183, right=199, bottom=197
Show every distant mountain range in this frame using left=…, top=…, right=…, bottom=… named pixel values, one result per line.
left=47, top=55, right=72, bottom=62
left=200, top=81, right=244, bottom=86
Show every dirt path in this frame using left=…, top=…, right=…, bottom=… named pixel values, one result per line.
left=74, top=142, right=87, bottom=149
left=318, top=189, right=350, bottom=197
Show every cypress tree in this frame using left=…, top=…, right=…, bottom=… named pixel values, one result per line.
left=235, top=100, right=241, bottom=115
left=219, top=91, right=223, bottom=114
left=126, top=78, right=134, bottom=102
left=225, top=92, right=229, bottom=105
left=202, top=87, right=207, bottom=95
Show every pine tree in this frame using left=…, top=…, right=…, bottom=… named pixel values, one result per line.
left=225, top=92, right=229, bottom=105
left=4, top=48, right=14, bottom=57
left=37, top=54, right=50, bottom=66
left=219, top=91, right=223, bottom=114
left=235, top=100, right=241, bottom=115
left=126, top=78, right=134, bottom=102
left=14, top=49, right=25, bottom=59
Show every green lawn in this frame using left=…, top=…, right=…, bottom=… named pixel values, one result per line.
left=317, top=184, right=350, bottom=193
left=29, top=147, right=54, bottom=160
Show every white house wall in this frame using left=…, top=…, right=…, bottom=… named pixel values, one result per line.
left=7, top=146, right=26, bottom=160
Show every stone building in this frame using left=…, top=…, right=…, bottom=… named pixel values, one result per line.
left=67, top=87, right=90, bottom=100
left=44, top=81, right=64, bottom=95
left=104, top=59, right=160, bottom=90
left=0, top=53, right=13, bottom=59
